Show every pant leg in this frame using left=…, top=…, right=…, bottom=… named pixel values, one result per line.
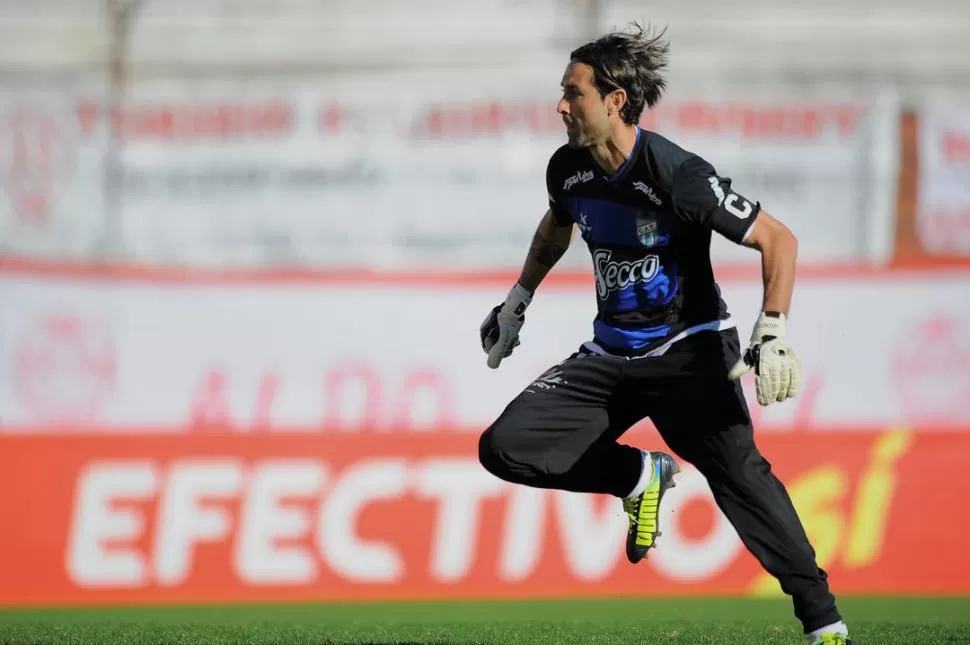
left=479, top=350, right=645, bottom=497
left=634, top=329, right=842, bottom=634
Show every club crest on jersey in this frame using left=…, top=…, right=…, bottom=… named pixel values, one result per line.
left=632, top=181, right=663, bottom=206
left=563, top=170, right=594, bottom=191
left=635, top=217, right=668, bottom=248
left=592, top=248, right=660, bottom=300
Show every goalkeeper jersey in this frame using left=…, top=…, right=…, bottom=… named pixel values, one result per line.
left=545, top=126, right=761, bottom=357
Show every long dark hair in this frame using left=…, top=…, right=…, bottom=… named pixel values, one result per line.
left=570, top=22, right=670, bottom=125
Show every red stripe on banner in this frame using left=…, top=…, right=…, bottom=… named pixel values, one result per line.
left=2, top=255, right=970, bottom=287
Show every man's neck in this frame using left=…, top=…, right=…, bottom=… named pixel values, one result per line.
left=589, top=123, right=639, bottom=175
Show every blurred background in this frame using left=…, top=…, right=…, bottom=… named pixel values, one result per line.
left=0, top=0, right=968, bottom=612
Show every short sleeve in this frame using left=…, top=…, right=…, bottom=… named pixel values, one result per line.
left=671, top=155, right=760, bottom=244
left=546, top=153, right=575, bottom=226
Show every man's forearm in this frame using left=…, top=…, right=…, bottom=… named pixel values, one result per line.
left=518, top=231, right=568, bottom=292
left=742, top=211, right=798, bottom=315
left=760, top=230, right=797, bottom=315
left=516, top=212, right=573, bottom=293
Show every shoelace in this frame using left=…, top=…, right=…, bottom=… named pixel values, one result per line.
left=621, top=498, right=638, bottom=524
left=622, top=493, right=659, bottom=546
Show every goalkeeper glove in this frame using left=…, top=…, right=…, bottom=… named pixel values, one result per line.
left=728, top=311, right=801, bottom=406
left=480, top=283, right=532, bottom=369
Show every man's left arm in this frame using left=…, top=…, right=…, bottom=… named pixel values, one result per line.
left=742, top=209, right=798, bottom=316
left=669, top=156, right=801, bottom=406
left=728, top=210, right=802, bottom=406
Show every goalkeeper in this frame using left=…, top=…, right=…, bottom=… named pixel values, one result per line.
left=478, top=23, right=849, bottom=645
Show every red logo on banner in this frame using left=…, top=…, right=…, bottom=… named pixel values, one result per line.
left=0, top=107, right=76, bottom=223
left=14, top=314, right=116, bottom=423
left=942, top=130, right=970, bottom=166
left=892, top=314, right=970, bottom=423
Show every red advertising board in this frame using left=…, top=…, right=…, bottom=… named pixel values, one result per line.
left=0, top=428, right=966, bottom=606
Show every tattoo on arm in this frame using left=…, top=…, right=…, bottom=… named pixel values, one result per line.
left=530, top=232, right=568, bottom=268
left=518, top=231, right=569, bottom=292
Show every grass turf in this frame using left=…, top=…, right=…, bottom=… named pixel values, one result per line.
left=1, top=597, right=969, bottom=644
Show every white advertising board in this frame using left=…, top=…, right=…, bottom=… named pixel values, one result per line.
left=1, top=270, right=967, bottom=432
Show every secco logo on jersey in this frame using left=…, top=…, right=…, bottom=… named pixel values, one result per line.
left=593, top=249, right=660, bottom=300
left=563, top=170, right=594, bottom=191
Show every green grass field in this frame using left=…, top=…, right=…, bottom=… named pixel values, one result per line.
left=1, top=597, right=969, bottom=644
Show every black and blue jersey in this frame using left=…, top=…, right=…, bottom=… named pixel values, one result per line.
left=546, top=127, right=761, bottom=356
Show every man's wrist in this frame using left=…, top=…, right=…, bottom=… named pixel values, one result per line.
left=503, top=283, right=533, bottom=316
left=752, top=311, right=787, bottom=342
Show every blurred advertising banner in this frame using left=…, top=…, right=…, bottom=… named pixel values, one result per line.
left=1, top=267, right=968, bottom=432
left=0, top=429, right=967, bottom=606
left=895, top=109, right=970, bottom=263
left=0, top=85, right=897, bottom=270
left=0, top=91, right=109, bottom=260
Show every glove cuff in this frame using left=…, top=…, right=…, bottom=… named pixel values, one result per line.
left=502, top=283, right=533, bottom=317
left=751, top=311, right=787, bottom=343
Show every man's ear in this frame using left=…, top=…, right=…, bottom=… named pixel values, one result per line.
left=609, top=89, right=628, bottom=117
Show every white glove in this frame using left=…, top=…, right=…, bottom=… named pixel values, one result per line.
left=728, top=312, right=801, bottom=406
left=480, top=284, right=532, bottom=369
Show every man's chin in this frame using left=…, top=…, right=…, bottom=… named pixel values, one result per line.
left=565, top=133, right=585, bottom=149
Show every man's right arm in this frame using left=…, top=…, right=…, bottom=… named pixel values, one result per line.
left=515, top=209, right=574, bottom=293
left=478, top=152, right=575, bottom=368
left=480, top=208, right=573, bottom=368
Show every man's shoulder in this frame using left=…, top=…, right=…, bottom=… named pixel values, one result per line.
left=638, top=129, right=698, bottom=179
left=546, top=144, right=596, bottom=192
left=641, top=129, right=692, bottom=154
left=547, top=143, right=587, bottom=172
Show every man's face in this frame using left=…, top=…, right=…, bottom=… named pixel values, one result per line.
left=558, top=61, right=612, bottom=149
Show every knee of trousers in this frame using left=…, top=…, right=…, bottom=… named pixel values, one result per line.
left=478, top=420, right=538, bottom=483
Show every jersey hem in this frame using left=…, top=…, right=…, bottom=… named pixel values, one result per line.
left=582, top=318, right=737, bottom=359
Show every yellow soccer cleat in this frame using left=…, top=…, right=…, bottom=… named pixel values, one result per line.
left=622, top=451, right=679, bottom=564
